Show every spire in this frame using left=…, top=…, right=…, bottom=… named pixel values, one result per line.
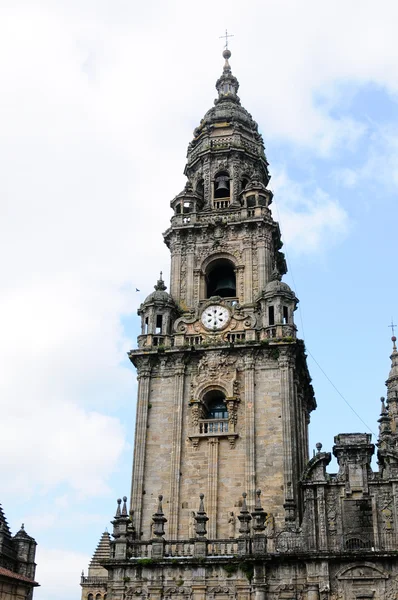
left=89, top=530, right=111, bottom=567
left=154, top=272, right=167, bottom=291
left=215, top=47, right=240, bottom=104
left=194, top=493, right=209, bottom=538
left=0, top=504, right=12, bottom=539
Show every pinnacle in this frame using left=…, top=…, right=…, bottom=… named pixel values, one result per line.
left=89, top=530, right=111, bottom=566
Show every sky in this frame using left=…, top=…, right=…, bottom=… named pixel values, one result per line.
left=1, top=1, right=398, bottom=598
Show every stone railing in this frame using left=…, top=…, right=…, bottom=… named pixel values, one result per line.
left=213, top=198, right=230, bottom=210
left=264, top=324, right=296, bottom=340
left=199, top=419, right=229, bottom=435
left=128, top=539, right=239, bottom=560
left=81, top=575, right=108, bottom=585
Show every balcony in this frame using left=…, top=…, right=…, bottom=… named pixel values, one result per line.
left=199, top=418, right=229, bottom=435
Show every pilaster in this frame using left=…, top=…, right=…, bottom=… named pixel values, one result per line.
left=168, top=358, right=186, bottom=539
left=279, top=349, right=297, bottom=513
left=130, top=359, right=151, bottom=537
left=207, top=438, right=219, bottom=538
left=244, top=353, right=256, bottom=508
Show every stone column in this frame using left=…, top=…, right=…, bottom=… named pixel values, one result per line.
left=207, top=438, right=219, bottom=538
left=170, top=242, right=182, bottom=301
left=317, top=485, right=327, bottom=551
left=244, top=354, right=256, bottom=508
left=186, top=238, right=195, bottom=307
left=264, top=231, right=273, bottom=283
left=243, top=240, right=253, bottom=304
left=130, top=360, right=151, bottom=538
left=168, top=359, right=186, bottom=539
left=257, top=238, right=266, bottom=293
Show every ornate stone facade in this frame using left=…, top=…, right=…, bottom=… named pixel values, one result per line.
left=81, top=49, right=398, bottom=599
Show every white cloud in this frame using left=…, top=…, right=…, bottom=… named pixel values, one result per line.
left=271, top=169, right=350, bottom=254
left=35, top=547, right=90, bottom=600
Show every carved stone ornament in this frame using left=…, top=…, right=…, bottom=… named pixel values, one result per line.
left=192, top=350, right=239, bottom=399
left=207, top=586, right=236, bottom=600
left=164, top=587, right=192, bottom=598
left=126, top=588, right=147, bottom=598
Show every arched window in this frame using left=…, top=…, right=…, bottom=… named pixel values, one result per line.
left=206, top=258, right=236, bottom=298
left=203, top=390, right=228, bottom=420
left=196, top=178, right=204, bottom=197
left=214, top=171, right=230, bottom=199
left=88, top=595, right=94, bottom=600
left=95, top=594, right=102, bottom=600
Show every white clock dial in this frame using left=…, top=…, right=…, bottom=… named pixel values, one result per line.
left=201, top=305, right=230, bottom=330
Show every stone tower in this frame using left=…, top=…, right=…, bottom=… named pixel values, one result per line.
left=129, top=46, right=315, bottom=544
left=82, top=50, right=398, bottom=600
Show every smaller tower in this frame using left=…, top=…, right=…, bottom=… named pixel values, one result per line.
left=13, top=524, right=37, bottom=580
left=137, top=273, right=179, bottom=348
left=377, top=334, right=398, bottom=476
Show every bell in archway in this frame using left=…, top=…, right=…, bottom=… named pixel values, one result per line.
left=213, top=275, right=236, bottom=297
left=215, top=175, right=229, bottom=192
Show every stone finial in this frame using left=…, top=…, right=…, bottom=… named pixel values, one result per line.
left=251, top=490, right=267, bottom=533
left=122, top=496, right=128, bottom=516
left=271, top=262, right=282, bottom=282
left=151, top=495, right=167, bottom=539
left=194, top=493, right=209, bottom=538
left=154, top=272, right=167, bottom=291
left=237, top=493, right=252, bottom=536
left=115, top=498, right=122, bottom=518
left=316, top=442, right=323, bottom=454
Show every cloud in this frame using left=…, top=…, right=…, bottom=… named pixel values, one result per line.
left=35, top=547, right=90, bottom=600
left=271, top=169, right=350, bottom=254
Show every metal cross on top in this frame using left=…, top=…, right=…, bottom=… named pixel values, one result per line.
left=219, top=29, right=234, bottom=49
left=389, top=318, right=397, bottom=337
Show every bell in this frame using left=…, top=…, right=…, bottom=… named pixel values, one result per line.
left=213, top=275, right=236, bottom=297
left=215, top=176, right=229, bottom=191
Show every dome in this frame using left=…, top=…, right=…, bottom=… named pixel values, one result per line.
left=264, top=279, right=294, bottom=295
left=143, top=274, right=173, bottom=305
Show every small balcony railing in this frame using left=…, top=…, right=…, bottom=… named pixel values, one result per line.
left=213, top=199, right=230, bottom=209
left=199, top=419, right=229, bottom=435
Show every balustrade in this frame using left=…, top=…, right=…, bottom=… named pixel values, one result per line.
left=199, top=419, right=229, bottom=434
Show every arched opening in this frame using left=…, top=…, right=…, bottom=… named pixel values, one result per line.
left=214, top=171, right=230, bottom=199
left=206, top=258, right=236, bottom=298
left=196, top=178, right=204, bottom=197
left=241, top=177, right=249, bottom=192
left=95, top=594, right=102, bottom=600
left=200, top=390, right=229, bottom=434
left=88, top=595, right=94, bottom=600
left=203, top=390, right=229, bottom=419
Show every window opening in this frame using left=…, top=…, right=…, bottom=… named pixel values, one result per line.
left=155, top=314, right=163, bottom=334
left=247, top=195, right=256, bottom=208
left=241, top=177, right=249, bottom=192
left=196, top=178, right=204, bottom=197
left=268, top=306, right=275, bottom=326
left=144, top=317, right=149, bottom=334
left=283, top=306, right=289, bottom=324
left=176, top=204, right=181, bottom=214
left=183, top=202, right=192, bottom=213
left=203, top=390, right=229, bottom=419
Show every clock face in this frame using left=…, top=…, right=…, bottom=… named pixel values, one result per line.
left=201, top=305, right=230, bottom=330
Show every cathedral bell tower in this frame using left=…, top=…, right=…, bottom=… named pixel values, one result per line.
left=128, top=48, right=315, bottom=544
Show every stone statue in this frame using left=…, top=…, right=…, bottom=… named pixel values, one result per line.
left=188, top=511, right=196, bottom=539
left=228, top=511, right=236, bottom=538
